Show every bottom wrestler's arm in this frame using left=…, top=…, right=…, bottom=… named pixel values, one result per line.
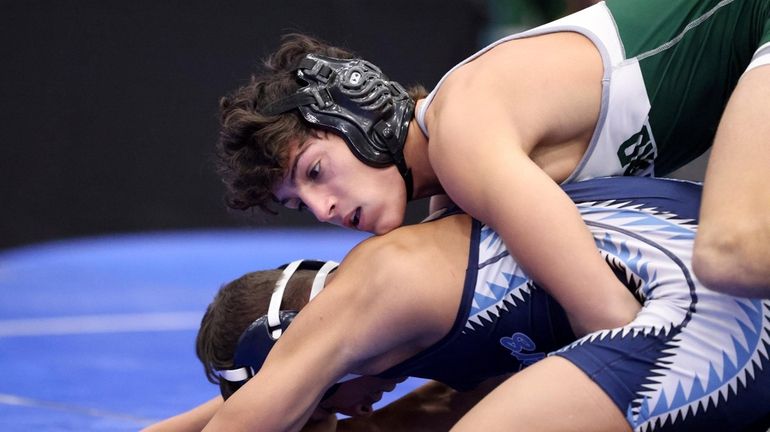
left=338, top=376, right=509, bottom=432
left=141, top=396, right=222, bottom=432
left=203, top=243, right=446, bottom=431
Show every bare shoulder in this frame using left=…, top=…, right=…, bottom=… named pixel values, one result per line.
left=322, top=215, right=472, bottom=372
left=347, top=215, right=471, bottom=271
left=426, top=31, right=603, bottom=154
left=338, top=214, right=472, bottom=306
left=435, top=31, right=602, bottom=104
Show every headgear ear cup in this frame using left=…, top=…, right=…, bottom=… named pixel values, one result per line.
left=219, top=378, right=239, bottom=400
left=215, top=260, right=348, bottom=400
left=265, top=54, right=415, bottom=200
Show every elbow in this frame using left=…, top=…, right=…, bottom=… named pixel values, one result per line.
left=693, top=222, right=770, bottom=298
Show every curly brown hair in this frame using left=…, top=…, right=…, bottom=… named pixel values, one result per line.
left=216, top=33, right=427, bottom=214
left=215, top=34, right=356, bottom=213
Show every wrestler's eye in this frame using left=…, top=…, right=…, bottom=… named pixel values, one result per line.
left=297, top=200, right=307, bottom=213
left=307, top=161, right=320, bottom=180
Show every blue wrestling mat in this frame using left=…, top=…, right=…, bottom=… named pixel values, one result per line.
left=0, top=229, right=426, bottom=430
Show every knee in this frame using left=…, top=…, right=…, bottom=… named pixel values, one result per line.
left=693, top=222, right=770, bottom=297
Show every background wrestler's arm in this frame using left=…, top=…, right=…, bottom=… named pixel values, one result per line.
left=202, top=239, right=450, bottom=432
left=338, top=376, right=509, bottom=432
left=141, top=396, right=222, bottom=432
left=694, top=65, right=770, bottom=295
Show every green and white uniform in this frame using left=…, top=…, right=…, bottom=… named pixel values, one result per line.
left=416, top=0, right=770, bottom=179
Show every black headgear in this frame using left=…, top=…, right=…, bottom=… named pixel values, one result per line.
left=265, top=54, right=415, bottom=200
left=215, top=259, right=358, bottom=400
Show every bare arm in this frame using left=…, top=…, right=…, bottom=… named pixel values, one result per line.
left=141, top=396, right=222, bottom=432
left=427, top=43, right=639, bottom=335
left=694, top=65, right=770, bottom=296
left=202, top=239, right=449, bottom=432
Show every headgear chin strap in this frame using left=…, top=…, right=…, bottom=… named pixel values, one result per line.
left=266, top=54, right=415, bottom=200
left=215, top=259, right=359, bottom=400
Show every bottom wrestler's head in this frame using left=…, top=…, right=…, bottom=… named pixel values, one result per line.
left=195, top=260, right=400, bottom=417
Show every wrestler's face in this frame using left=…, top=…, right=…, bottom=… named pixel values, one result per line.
left=310, top=376, right=402, bottom=419
left=273, top=130, right=407, bottom=235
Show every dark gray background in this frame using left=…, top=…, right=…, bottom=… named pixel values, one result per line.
left=0, top=1, right=706, bottom=250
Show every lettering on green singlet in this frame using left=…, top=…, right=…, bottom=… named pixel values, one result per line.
left=617, top=122, right=656, bottom=176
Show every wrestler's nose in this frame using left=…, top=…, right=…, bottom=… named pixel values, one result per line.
left=304, top=193, right=337, bottom=224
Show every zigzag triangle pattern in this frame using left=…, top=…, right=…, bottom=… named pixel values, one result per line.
left=466, top=268, right=532, bottom=331
left=631, top=301, right=770, bottom=431
left=577, top=200, right=697, bottom=242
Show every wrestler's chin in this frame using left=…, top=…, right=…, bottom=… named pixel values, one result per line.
left=371, top=210, right=405, bottom=235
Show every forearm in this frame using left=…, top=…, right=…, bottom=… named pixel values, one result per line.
left=338, top=377, right=506, bottom=431
left=203, top=364, right=328, bottom=432
left=142, top=396, right=222, bottom=432
left=473, top=179, right=638, bottom=334
left=433, top=123, right=640, bottom=336
left=496, top=184, right=640, bottom=335
left=695, top=65, right=770, bottom=296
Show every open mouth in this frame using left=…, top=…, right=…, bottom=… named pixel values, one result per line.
left=351, top=207, right=361, bottom=228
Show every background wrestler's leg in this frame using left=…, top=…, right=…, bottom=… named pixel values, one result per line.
left=694, top=65, right=770, bottom=297
left=450, top=356, right=630, bottom=432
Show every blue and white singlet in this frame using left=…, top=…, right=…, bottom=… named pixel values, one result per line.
left=379, top=176, right=770, bottom=431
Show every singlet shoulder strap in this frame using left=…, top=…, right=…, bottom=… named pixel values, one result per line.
left=421, top=204, right=465, bottom=223
left=414, top=33, right=521, bottom=139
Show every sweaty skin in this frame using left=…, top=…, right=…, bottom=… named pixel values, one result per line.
left=694, top=65, right=770, bottom=296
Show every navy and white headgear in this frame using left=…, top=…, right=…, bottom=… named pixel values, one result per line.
left=216, top=259, right=358, bottom=399
left=265, top=54, right=416, bottom=200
